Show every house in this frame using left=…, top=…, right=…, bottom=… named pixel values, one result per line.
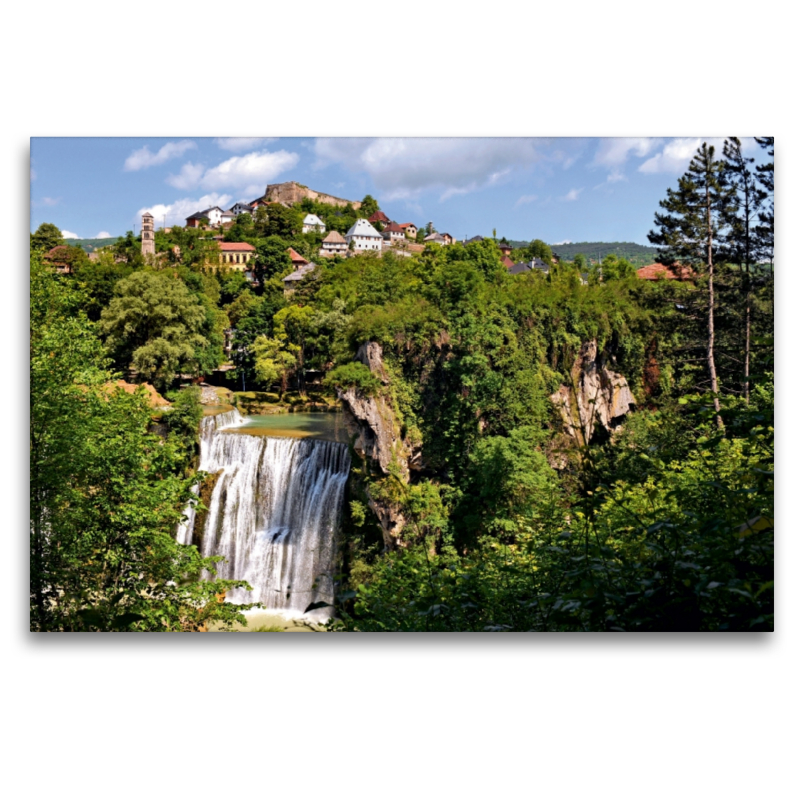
left=637, top=263, right=694, bottom=281
left=424, top=232, right=448, bottom=246
left=186, top=206, right=225, bottom=228
left=283, top=263, right=316, bottom=295
left=508, top=258, right=550, bottom=276
left=399, top=222, right=417, bottom=238
left=531, top=257, right=550, bottom=273
left=501, top=254, right=515, bottom=269
left=368, top=210, right=390, bottom=227
left=345, top=218, right=383, bottom=252
left=230, top=202, right=254, bottom=218
left=382, top=221, right=405, bottom=243
left=287, top=247, right=310, bottom=267
left=440, top=233, right=455, bottom=245
left=464, top=235, right=484, bottom=244
left=219, top=241, right=256, bottom=270
left=302, top=213, right=326, bottom=234
left=320, top=230, right=348, bottom=257
left=44, top=245, right=73, bottom=274
left=498, top=242, right=513, bottom=257
left=220, top=209, right=237, bottom=225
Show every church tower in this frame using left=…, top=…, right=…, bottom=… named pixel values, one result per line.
left=141, top=212, right=155, bottom=257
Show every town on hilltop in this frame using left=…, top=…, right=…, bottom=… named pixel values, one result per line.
left=40, top=180, right=686, bottom=293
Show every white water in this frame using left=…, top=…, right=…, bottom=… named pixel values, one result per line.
left=179, top=409, right=350, bottom=620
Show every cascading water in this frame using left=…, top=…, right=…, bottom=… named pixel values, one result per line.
left=178, top=409, right=350, bottom=620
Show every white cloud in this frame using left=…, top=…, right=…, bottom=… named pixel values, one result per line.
left=61, top=230, right=80, bottom=239
left=166, top=162, right=206, bottom=190
left=166, top=149, right=298, bottom=195
left=95, top=231, right=112, bottom=238
left=552, top=239, right=572, bottom=245
left=637, top=137, right=754, bottom=174
left=214, top=137, right=277, bottom=152
left=594, top=137, right=660, bottom=168
left=124, top=140, right=196, bottom=171
left=313, top=137, right=552, bottom=201
left=561, top=188, right=583, bottom=202
left=606, top=169, right=626, bottom=183
left=137, top=193, right=234, bottom=228
left=515, top=194, right=538, bottom=206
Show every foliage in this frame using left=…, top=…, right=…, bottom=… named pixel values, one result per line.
left=30, top=222, right=65, bottom=252
left=324, top=361, right=382, bottom=396
left=30, top=256, right=254, bottom=632
left=98, top=270, right=212, bottom=390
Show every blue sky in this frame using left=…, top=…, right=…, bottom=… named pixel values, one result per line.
left=30, top=136, right=765, bottom=244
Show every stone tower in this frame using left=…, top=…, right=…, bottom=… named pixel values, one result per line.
left=141, top=212, right=155, bottom=257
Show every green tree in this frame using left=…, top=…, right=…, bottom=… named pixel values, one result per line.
left=99, top=271, right=211, bottom=390
left=254, top=236, right=293, bottom=288
left=251, top=335, right=298, bottom=395
left=649, top=142, right=730, bottom=426
left=30, top=222, right=65, bottom=252
left=360, top=195, right=379, bottom=218
left=30, top=256, right=253, bottom=631
left=527, top=239, right=553, bottom=262
left=754, top=137, right=774, bottom=268
left=721, top=137, right=767, bottom=402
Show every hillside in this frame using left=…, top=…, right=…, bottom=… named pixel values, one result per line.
left=548, top=241, right=659, bottom=266
left=68, top=237, right=121, bottom=253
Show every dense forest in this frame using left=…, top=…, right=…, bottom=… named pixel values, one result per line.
left=30, top=138, right=774, bottom=632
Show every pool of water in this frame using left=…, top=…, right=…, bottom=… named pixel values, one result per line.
left=229, top=412, right=350, bottom=443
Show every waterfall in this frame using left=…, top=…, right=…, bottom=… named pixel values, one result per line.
left=179, top=408, right=350, bottom=620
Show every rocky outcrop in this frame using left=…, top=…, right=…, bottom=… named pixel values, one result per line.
left=550, top=340, right=636, bottom=446
left=263, top=181, right=361, bottom=210
left=336, top=342, right=412, bottom=547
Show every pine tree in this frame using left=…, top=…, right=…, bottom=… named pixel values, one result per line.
left=720, top=137, right=767, bottom=402
left=648, top=142, right=731, bottom=426
left=754, top=137, right=774, bottom=270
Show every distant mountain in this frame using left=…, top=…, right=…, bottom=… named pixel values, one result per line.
left=67, top=237, right=121, bottom=253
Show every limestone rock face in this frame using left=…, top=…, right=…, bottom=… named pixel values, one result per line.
left=550, top=340, right=636, bottom=445
left=336, top=342, right=412, bottom=546
left=338, top=342, right=409, bottom=481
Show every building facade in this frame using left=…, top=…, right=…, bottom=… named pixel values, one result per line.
left=345, top=218, right=383, bottom=251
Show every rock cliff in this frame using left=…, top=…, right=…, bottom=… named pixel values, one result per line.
left=336, top=342, right=412, bottom=546
left=550, top=340, right=636, bottom=446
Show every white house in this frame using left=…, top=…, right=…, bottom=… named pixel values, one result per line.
left=424, top=232, right=448, bottom=246
left=185, top=206, right=225, bottom=227
left=345, top=218, right=383, bottom=252
left=229, top=202, right=254, bottom=218
left=302, top=213, right=326, bottom=234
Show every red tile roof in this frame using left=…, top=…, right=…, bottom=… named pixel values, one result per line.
left=501, top=254, right=515, bottom=268
left=398, top=222, right=416, bottom=229
left=287, top=247, right=309, bottom=265
left=384, top=222, right=404, bottom=233
left=637, top=263, right=694, bottom=281
left=368, top=211, right=390, bottom=223
left=219, top=241, right=255, bottom=251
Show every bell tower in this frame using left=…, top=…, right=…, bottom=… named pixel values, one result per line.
left=141, top=212, right=155, bottom=257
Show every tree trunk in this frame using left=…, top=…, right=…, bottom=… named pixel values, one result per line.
left=706, top=185, right=723, bottom=428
